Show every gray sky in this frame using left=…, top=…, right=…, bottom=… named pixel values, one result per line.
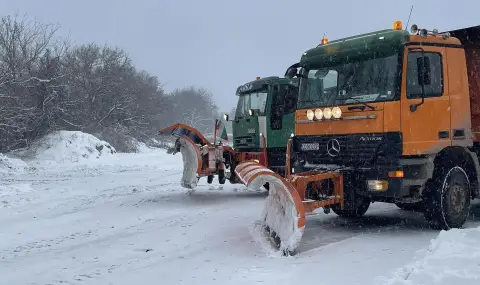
left=3, top=0, right=480, bottom=112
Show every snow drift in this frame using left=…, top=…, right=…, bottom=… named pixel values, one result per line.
left=376, top=226, right=480, bottom=285
left=12, top=131, right=116, bottom=164
left=0, top=153, right=30, bottom=174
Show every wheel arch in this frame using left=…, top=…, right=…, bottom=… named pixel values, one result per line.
left=433, top=146, right=479, bottom=199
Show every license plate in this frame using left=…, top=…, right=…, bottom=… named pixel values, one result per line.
left=300, top=143, right=319, bottom=151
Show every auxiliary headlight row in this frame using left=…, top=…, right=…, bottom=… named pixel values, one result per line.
left=306, top=107, right=342, bottom=121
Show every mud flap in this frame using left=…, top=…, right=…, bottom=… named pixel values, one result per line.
left=235, top=161, right=306, bottom=255
left=159, top=124, right=209, bottom=189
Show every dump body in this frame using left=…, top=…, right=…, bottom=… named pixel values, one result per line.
left=449, top=26, right=480, bottom=141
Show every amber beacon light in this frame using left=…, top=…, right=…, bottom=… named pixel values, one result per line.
left=393, top=20, right=402, bottom=30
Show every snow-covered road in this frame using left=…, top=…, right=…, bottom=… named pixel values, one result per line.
left=2, top=146, right=480, bottom=285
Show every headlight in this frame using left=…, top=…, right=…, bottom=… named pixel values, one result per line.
left=323, top=107, right=332, bottom=119
left=248, top=109, right=253, bottom=116
left=306, top=109, right=314, bottom=120
left=314, top=108, right=323, bottom=120
left=332, top=106, right=342, bottom=119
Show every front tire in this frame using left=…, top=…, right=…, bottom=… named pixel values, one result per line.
left=395, top=201, right=424, bottom=212
left=332, top=196, right=370, bottom=218
left=424, top=163, right=471, bottom=230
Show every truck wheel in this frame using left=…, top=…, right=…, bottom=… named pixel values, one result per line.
left=424, top=163, right=470, bottom=230
left=218, top=169, right=226, bottom=184
left=207, top=175, right=214, bottom=184
left=332, top=196, right=370, bottom=218
left=395, top=201, right=424, bottom=212
left=263, top=182, right=270, bottom=192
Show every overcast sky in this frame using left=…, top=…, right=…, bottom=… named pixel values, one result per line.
left=2, top=0, right=480, bottom=111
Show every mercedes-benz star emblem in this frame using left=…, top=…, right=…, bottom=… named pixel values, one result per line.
left=326, top=139, right=341, bottom=157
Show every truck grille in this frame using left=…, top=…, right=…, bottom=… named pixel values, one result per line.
left=293, top=132, right=402, bottom=167
left=234, top=135, right=255, bottom=147
left=267, top=147, right=287, bottom=168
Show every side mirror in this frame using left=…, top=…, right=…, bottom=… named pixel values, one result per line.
left=223, top=113, right=229, bottom=121
left=285, top=67, right=297, bottom=78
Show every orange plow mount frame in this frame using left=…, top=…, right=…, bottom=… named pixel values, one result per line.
left=235, top=160, right=344, bottom=255
left=159, top=123, right=228, bottom=189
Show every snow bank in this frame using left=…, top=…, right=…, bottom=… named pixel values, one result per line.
left=375, top=226, right=480, bottom=285
left=3, top=130, right=183, bottom=176
left=0, top=153, right=30, bottom=174
left=13, top=131, right=116, bottom=164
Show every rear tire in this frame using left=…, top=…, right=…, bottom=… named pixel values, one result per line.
left=424, top=161, right=471, bottom=230
left=207, top=175, right=214, bottom=184
left=218, top=169, right=226, bottom=184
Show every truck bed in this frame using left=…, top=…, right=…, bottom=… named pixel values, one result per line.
left=449, top=25, right=480, bottom=141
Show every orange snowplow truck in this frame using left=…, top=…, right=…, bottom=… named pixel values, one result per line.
left=234, top=21, right=480, bottom=256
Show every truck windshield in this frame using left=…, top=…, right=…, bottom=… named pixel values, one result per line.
left=297, top=53, right=399, bottom=109
left=235, top=90, right=268, bottom=119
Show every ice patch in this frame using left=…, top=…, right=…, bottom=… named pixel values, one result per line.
left=375, top=226, right=480, bottom=285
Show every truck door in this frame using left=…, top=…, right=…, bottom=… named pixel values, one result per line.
left=401, top=46, right=451, bottom=155
left=269, top=84, right=298, bottom=147
left=270, top=84, right=285, bottom=131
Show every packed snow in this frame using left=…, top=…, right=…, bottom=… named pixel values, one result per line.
left=1, top=131, right=480, bottom=285
left=0, top=153, right=30, bottom=174
left=375, top=227, right=480, bottom=285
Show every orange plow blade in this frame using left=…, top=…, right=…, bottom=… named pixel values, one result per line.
left=159, top=124, right=210, bottom=189
left=235, top=161, right=306, bottom=256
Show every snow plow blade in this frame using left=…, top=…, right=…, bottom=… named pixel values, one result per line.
left=159, top=124, right=212, bottom=189
left=235, top=161, right=306, bottom=255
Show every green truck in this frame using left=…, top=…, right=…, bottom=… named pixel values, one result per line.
left=226, top=71, right=300, bottom=175
left=159, top=65, right=304, bottom=188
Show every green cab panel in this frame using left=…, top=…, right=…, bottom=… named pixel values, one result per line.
left=232, top=116, right=259, bottom=151
left=232, top=76, right=300, bottom=169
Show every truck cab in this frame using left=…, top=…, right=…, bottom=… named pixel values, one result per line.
left=231, top=76, right=299, bottom=174
left=288, top=21, right=480, bottom=229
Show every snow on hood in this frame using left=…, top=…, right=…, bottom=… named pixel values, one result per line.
left=0, top=153, right=30, bottom=174
left=375, top=226, right=480, bottom=284
left=12, top=131, right=116, bottom=164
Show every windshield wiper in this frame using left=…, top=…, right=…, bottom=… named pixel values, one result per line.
left=335, top=96, right=376, bottom=110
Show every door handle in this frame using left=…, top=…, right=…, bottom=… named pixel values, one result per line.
left=438, top=130, right=449, bottom=139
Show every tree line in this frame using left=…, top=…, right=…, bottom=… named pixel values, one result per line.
left=0, top=14, right=219, bottom=153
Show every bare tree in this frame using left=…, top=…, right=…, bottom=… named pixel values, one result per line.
left=0, top=13, right=62, bottom=151
left=0, top=14, right=219, bottom=153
